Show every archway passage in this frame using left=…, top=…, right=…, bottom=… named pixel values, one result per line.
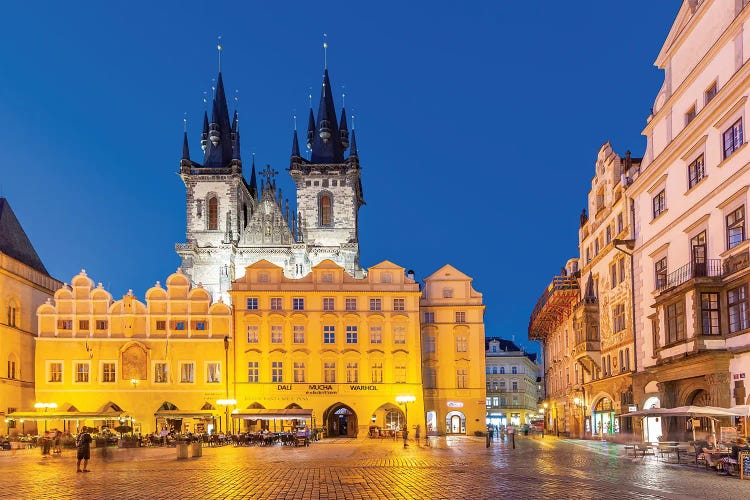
left=445, top=411, right=466, bottom=434
left=324, top=403, right=358, bottom=437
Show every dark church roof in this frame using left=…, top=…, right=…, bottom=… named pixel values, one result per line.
left=0, top=198, right=49, bottom=275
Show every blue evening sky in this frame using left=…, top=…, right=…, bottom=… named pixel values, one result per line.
left=0, top=1, right=679, bottom=356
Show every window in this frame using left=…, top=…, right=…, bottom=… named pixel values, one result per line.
left=371, top=362, right=383, bottom=383
left=369, top=298, right=382, bottom=311
left=294, top=362, right=305, bottom=383
left=94, top=320, right=107, bottom=331
left=686, top=105, right=696, bottom=125
left=499, top=367, right=505, bottom=374
left=323, top=325, right=335, bottom=344
left=153, top=362, right=167, bottom=383
left=395, top=363, right=406, bottom=383
left=79, top=320, right=89, bottom=331
left=345, top=297, right=357, bottom=311
left=729, top=284, right=750, bottom=333
left=293, top=325, right=305, bottom=344
left=58, top=320, right=72, bottom=330
left=271, top=325, right=283, bottom=343
left=651, top=318, right=659, bottom=352
left=511, top=366, right=518, bottom=375
left=423, top=312, right=435, bottom=324
left=655, top=257, right=668, bottom=289
left=77, top=362, right=91, bottom=383
left=101, top=362, right=116, bottom=383
left=425, top=368, right=436, bottom=388
left=323, top=297, right=335, bottom=311
left=271, top=361, right=283, bottom=382
left=258, top=272, right=269, bottom=283
left=653, top=190, right=666, bottom=218
left=700, top=292, right=720, bottom=335
left=156, top=320, right=166, bottom=331
left=606, top=226, right=612, bottom=244
left=345, top=325, right=358, bottom=344
left=195, top=321, right=206, bottom=331
left=393, top=298, right=405, bottom=311
left=346, top=362, right=358, bottom=383
left=393, top=326, right=406, bottom=344
left=7, top=359, right=16, bottom=379
left=369, top=326, right=382, bottom=344
left=443, top=288, right=453, bottom=298
left=246, top=297, right=259, bottom=310
left=270, top=297, right=282, bottom=310
left=727, top=206, right=745, bottom=249
left=610, top=262, right=618, bottom=289
left=174, top=321, right=186, bottom=331
left=511, top=381, right=518, bottom=391
left=208, top=196, right=218, bottom=230
left=381, top=272, right=392, bottom=283
left=618, top=258, right=626, bottom=284
left=455, top=336, right=467, bottom=352
left=613, top=304, right=626, bottom=333
left=705, top=81, right=718, bottom=104
left=319, top=195, right=332, bottom=226
left=595, top=238, right=600, bottom=255
left=7, top=304, right=17, bottom=328
left=324, top=362, right=336, bottom=383
left=665, top=301, right=686, bottom=344
left=456, top=369, right=468, bottom=389
left=723, top=118, right=744, bottom=159
left=688, top=154, right=705, bottom=188
left=180, top=362, right=195, bottom=383
left=48, top=362, right=62, bottom=383
left=321, top=272, right=333, bottom=283
left=455, top=311, right=466, bottom=323
left=247, top=362, right=259, bottom=383
left=293, top=298, right=305, bottom=311
left=247, top=325, right=259, bottom=343
left=206, top=362, right=221, bottom=383
left=425, top=335, right=436, bottom=353
left=617, top=213, right=624, bottom=233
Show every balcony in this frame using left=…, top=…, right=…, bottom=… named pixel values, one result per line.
left=656, top=259, right=722, bottom=293
left=528, top=275, right=579, bottom=340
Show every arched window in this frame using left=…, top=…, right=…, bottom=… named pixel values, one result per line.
left=319, top=195, right=332, bottom=226
left=499, top=367, right=505, bottom=374
left=243, top=203, right=248, bottom=228
left=208, top=197, right=218, bottom=230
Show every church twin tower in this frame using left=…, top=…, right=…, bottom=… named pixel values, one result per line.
left=177, top=62, right=365, bottom=301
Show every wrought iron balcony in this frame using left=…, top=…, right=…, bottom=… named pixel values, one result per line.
left=656, top=259, right=722, bottom=293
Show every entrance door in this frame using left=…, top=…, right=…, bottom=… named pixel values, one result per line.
left=692, top=232, right=707, bottom=277
left=451, top=415, right=460, bottom=433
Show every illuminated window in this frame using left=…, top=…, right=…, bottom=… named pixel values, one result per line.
left=247, top=362, right=259, bottom=383
left=101, top=362, right=116, bottom=383
left=206, top=363, right=221, bottom=383
left=346, top=362, right=359, bottom=383
left=294, top=362, right=305, bottom=383
left=247, top=325, right=259, bottom=343
left=153, top=362, right=167, bottom=383
left=324, top=362, right=336, bottom=383
left=293, top=325, right=305, bottom=344
left=271, top=325, right=283, bottom=344
left=271, top=361, right=283, bottom=383
left=180, top=362, right=194, bottom=383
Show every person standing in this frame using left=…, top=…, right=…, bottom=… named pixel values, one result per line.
left=76, top=427, right=93, bottom=473
left=414, top=425, right=421, bottom=447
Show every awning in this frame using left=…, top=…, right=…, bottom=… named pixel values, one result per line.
left=231, top=409, right=312, bottom=420
left=154, top=410, right=217, bottom=419
left=6, top=411, right=128, bottom=421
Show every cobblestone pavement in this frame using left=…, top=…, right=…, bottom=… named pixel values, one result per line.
left=1, top=435, right=749, bottom=499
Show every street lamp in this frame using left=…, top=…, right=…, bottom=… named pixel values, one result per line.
left=217, top=399, right=237, bottom=435
left=542, top=402, right=549, bottom=433
left=395, top=395, right=416, bottom=448
left=130, top=378, right=139, bottom=388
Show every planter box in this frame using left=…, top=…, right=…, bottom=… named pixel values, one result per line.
left=118, top=439, right=138, bottom=448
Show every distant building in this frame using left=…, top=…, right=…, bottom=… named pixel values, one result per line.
left=0, top=198, right=61, bottom=435
left=484, top=338, right=541, bottom=428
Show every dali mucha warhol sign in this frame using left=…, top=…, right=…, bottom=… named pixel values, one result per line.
left=276, top=384, right=380, bottom=395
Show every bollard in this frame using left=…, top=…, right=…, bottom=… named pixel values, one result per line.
left=176, top=441, right=189, bottom=459
left=486, top=433, right=490, bottom=448
left=512, top=433, right=515, bottom=449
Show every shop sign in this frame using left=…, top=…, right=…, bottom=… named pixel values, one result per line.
left=628, top=405, right=637, bottom=412
left=447, top=401, right=464, bottom=408
left=734, top=373, right=746, bottom=380
left=348, top=385, right=378, bottom=391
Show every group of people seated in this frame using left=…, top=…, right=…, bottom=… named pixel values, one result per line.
left=697, top=436, right=749, bottom=475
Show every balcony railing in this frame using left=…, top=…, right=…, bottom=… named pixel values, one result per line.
left=656, top=259, right=722, bottom=292
left=528, top=274, right=579, bottom=340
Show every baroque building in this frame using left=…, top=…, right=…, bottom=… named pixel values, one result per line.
left=0, top=199, right=61, bottom=435
left=626, top=0, right=750, bottom=440
left=484, top=337, right=541, bottom=428
left=529, top=143, right=640, bottom=440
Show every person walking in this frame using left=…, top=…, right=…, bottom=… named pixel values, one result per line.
left=76, top=427, right=93, bottom=473
left=414, top=425, right=421, bottom=447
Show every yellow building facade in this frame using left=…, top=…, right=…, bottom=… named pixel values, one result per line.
left=33, top=270, right=233, bottom=434
left=229, top=259, right=424, bottom=438
left=420, top=265, right=486, bottom=436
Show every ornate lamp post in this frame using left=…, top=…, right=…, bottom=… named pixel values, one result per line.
left=217, top=399, right=237, bottom=435
left=395, top=395, right=416, bottom=448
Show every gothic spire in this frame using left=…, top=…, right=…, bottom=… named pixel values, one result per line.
left=349, top=128, right=358, bottom=158
left=249, top=153, right=258, bottom=199
left=291, top=129, right=301, bottom=158
left=231, top=110, right=241, bottom=161
left=306, top=108, right=315, bottom=151
left=202, top=71, right=234, bottom=168
left=339, top=107, right=349, bottom=149
left=182, top=131, right=190, bottom=161
left=201, top=111, right=209, bottom=151
left=311, top=69, right=344, bottom=163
